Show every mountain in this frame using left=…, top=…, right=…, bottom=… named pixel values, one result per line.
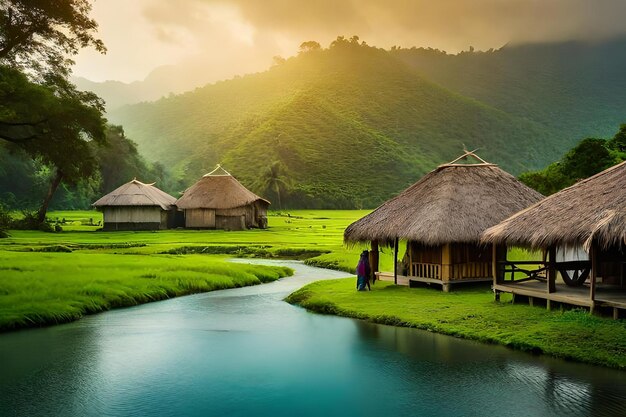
left=392, top=37, right=626, bottom=141
left=72, top=65, right=206, bottom=110
left=108, top=37, right=626, bottom=208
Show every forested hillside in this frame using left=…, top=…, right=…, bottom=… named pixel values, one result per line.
left=3, top=33, right=626, bottom=209
left=110, top=37, right=586, bottom=208
left=393, top=37, right=626, bottom=142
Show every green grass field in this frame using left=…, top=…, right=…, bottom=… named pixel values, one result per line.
left=0, top=251, right=292, bottom=331
left=286, top=279, right=626, bottom=369
left=0, top=210, right=391, bottom=331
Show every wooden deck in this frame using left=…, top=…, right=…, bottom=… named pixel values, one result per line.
left=494, top=280, right=626, bottom=319
left=376, top=272, right=491, bottom=290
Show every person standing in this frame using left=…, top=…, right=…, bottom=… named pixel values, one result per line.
left=356, top=250, right=371, bottom=291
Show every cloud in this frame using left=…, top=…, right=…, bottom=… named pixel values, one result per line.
left=74, top=0, right=626, bottom=83
left=199, top=0, right=626, bottom=50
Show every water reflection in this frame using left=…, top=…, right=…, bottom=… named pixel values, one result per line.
left=0, top=261, right=624, bottom=417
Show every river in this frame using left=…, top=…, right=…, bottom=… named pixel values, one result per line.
left=0, top=260, right=624, bottom=416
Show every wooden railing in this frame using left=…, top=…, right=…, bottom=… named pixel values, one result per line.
left=451, top=262, right=492, bottom=280
left=412, top=262, right=441, bottom=280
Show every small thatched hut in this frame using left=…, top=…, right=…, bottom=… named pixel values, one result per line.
left=344, top=152, right=543, bottom=291
left=92, top=179, right=177, bottom=231
left=176, top=166, right=270, bottom=230
left=482, top=160, right=626, bottom=316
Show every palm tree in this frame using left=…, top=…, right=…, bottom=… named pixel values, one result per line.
left=256, top=161, right=290, bottom=210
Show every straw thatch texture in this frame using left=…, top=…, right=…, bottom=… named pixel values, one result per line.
left=176, top=172, right=269, bottom=210
left=482, top=160, right=626, bottom=250
left=92, top=179, right=176, bottom=210
left=344, top=164, right=543, bottom=245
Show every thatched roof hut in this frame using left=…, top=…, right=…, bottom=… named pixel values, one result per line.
left=482, top=161, right=626, bottom=316
left=482, top=160, right=626, bottom=251
left=92, top=179, right=177, bottom=230
left=345, top=154, right=543, bottom=245
left=345, top=152, right=543, bottom=291
left=176, top=166, right=270, bottom=230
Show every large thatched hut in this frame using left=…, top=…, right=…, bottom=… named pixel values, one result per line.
left=176, top=166, right=270, bottom=230
left=344, top=152, right=543, bottom=291
left=482, top=160, right=626, bottom=317
left=92, top=179, right=177, bottom=231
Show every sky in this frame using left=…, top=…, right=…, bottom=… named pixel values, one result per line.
left=73, top=0, right=626, bottom=83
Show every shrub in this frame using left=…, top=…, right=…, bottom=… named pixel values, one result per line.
left=0, top=204, right=12, bottom=238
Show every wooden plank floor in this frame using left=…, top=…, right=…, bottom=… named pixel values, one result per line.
left=494, top=280, right=626, bottom=310
left=376, top=272, right=491, bottom=287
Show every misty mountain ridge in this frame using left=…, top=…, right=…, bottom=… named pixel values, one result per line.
left=104, top=36, right=626, bottom=208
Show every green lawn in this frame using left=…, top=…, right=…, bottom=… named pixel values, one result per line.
left=0, top=210, right=387, bottom=331
left=286, top=279, right=626, bottom=369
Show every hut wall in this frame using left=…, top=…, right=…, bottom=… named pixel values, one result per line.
left=404, top=242, right=492, bottom=281
left=449, top=243, right=493, bottom=280
left=405, top=243, right=443, bottom=279
left=102, top=206, right=163, bottom=230
left=185, top=208, right=216, bottom=228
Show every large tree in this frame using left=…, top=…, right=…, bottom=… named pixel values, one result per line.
left=0, top=0, right=105, bottom=77
left=0, top=0, right=107, bottom=223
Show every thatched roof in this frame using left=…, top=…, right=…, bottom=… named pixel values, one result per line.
left=176, top=165, right=270, bottom=210
left=482, top=160, right=626, bottom=250
left=344, top=153, right=543, bottom=246
left=92, top=179, right=176, bottom=210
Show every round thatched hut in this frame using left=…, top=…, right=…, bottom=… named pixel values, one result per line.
left=344, top=152, right=543, bottom=291
left=92, top=179, right=177, bottom=231
left=482, top=160, right=626, bottom=316
left=176, top=166, right=270, bottom=230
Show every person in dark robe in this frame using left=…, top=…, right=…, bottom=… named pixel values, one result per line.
left=356, top=250, right=371, bottom=291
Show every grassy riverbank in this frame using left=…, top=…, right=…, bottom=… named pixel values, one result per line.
left=286, top=279, right=626, bottom=369
left=0, top=210, right=386, bottom=331
left=0, top=251, right=292, bottom=331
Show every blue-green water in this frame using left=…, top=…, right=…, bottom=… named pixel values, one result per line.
left=0, top=261, right=624, bottom=417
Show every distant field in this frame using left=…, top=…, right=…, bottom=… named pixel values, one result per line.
left=0, top=210, right=392, bottom=331
left=3, top=210, right=393, bottom=271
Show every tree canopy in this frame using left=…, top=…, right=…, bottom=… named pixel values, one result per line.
left=0, top=0, right=107, bottom=222
left=519, top=126, right=626, bottom=195
left=0, top=0, right=105, bottom=78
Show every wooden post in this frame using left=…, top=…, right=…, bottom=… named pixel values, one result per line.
left=408, top=241, right=413, bottom=277
left=441, top=243, right=451, bottom=292
left=393, top=237, right=399, bottom=285
left=547, top=246, right=556, bottom=294
left=590, top=242, right=597, bottom=313
left=370, top=240, right=379, bottom=281
left=492, top=243, right=499, bottom=301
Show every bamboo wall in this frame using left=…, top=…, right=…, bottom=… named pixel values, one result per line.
left=404, top=242, right=493, bottom=281
left=102, top=206, right=167, bottom=230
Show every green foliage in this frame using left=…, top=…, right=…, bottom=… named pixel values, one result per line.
left=519, top=128, right=625, bottom=195
left=0, top=125, right=183, bottom=210
left=0, top=1, right=106, bottom=222
left=0, top=203, right=11, bottom=237
left=518, top=162, right=570, bottom=196
left=392, top=38, right=626, bottom=145
left=561, top=138, right=616, bottom=180
left=607, top=123, right=626, bottom=154
left=0, top=0, right=105, bottom=78
left=287, top=279, right=626, bottom=369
